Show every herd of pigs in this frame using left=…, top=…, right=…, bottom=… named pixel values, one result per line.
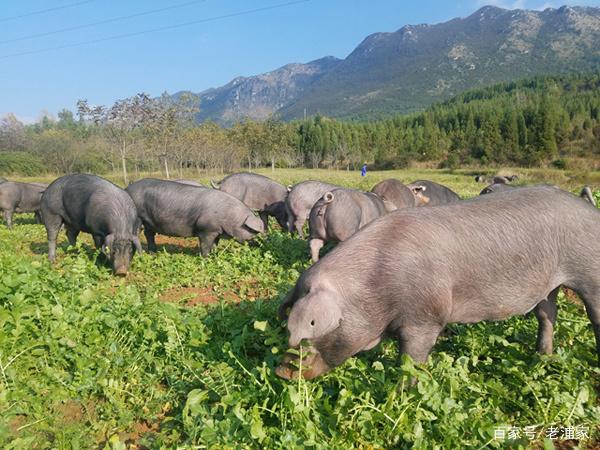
left=1, top=172, right=600, bottom=382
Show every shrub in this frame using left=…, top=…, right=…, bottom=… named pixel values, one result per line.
left=0, top=151, right=46, bottom=176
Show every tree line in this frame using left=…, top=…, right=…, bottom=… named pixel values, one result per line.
left=1, top=72, right=599, bottom=182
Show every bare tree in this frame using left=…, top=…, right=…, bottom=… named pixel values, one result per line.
left=78, top=94, right=156, bottom=184
left=0, top=113, right=28, bottom=151
left=145, top=92, right=199, bottom=179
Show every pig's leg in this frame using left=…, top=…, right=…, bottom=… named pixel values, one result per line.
left=65, top=225, right=79, bottom=246
left=294, top=217, right=306, bottom=239
left=534, top=287, right=559, bottom=354
left=3, top=210, right=13, bottom=229
left=397, top=324, right=443, bottom=363
left=309, top=238, right=324, bottom=262
left=144, top=228, right=157, bottom=253
left=578, top=287, right=600, bottom=366
left=198, top=231, right=219, bottom=256
left=34, top=210, right=43, bottom=224
left=259, top=211, right=269, bottom=231
left=44, top=214, right=63, bottom=262
left=286, top=210, right=296, bottom=233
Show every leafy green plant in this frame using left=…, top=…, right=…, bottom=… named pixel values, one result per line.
left=0, top=171, right=598, bottom=448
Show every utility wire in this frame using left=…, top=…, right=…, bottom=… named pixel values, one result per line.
left=0, top=0, right=95, bottom=23
left=0, top=0, right=310, bottom=60
left=0, top=0, right=209, bottom=45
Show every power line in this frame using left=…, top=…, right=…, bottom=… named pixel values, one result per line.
left=0, top=0, right=310, bottom=60
left=0, top=0, right=95, bottom=23
left=0, top=0, right=209, bottom=45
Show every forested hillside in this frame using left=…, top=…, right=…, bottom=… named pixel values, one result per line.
left=1, top=73, right=599, bottom=179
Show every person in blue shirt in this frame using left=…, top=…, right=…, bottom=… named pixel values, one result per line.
left=361, top=163, right=367, bottom=177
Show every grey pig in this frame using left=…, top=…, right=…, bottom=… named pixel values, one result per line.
left=277, top=186, right=600, bottom=380
left=479, top=182, right=517, bottom=195
left=407, top=180, right=460, bottom=206
left=126, top=178, right=264, bottom=256
left=371, top=179, right=415, bottom=211
left=174, top=179, right=206, bottom=187
left=211, top=172, right=288, bottom=230
left=40, top=174, right=142, bottom=276
left=285, top=180, right=340, bottom=237
left=0, top=181, right=46, bottom=228
left=308, top=188, right=387, bottom=262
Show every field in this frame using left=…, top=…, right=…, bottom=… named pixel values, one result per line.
left=1, top=168, right=599, bottom=449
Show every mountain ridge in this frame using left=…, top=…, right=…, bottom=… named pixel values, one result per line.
left=179, top=4, right=600, bottom=124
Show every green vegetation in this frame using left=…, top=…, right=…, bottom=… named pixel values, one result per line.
left=0, top=152, right=45, bottom=177
left=2, top=73, right=600, bottom=183
left=1, top=170, right=598, bottom=448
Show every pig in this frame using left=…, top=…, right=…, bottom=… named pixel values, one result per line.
left=407, top=180, right=460, bottom=206
left=126, top=178, right=264, bottom=256
left=210, top=172, right=288, bottom=230
left=276, top=186, right=600, bottom=380
left=308, top=189, right=387, bottom=262
left=370, top=179, right=415, bottom=211
left=580, top=186, right=596, bottom=207
left=475, top=175, right=518, bottom=184
left=479, top=182, right=517, bottom=195
left=40, top=174, right=142, bottom=275
left=0, top=181, right=46, bottom=228
left=285, top=180, right=340, bottom=238
left=174, top=179, right=206, bottom=187
left=0, top=177, right=7, bottom=183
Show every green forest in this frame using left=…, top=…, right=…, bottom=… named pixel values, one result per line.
left=1, top=72, right=599, bottom=181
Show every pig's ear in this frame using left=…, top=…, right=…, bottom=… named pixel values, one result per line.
left=278, top=286, right=297, bottom=320
left=132, top=235, right=143, bottom=254
left=410, top=185, right=426, bottom=194
left=103, top=234, right=114, bottom=253
left=244, top=214, right=264, bottom=233
left=287, top=184, right=293, bottom=192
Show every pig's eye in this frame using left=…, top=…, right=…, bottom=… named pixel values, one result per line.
left=310, top=320, right=315, bottom=327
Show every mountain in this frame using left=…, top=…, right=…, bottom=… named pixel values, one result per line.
left=178, top=56, right=340, bottom=125
left=184, top=5, right=600, bottom=123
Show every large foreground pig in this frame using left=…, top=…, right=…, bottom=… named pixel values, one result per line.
left=277, top=186, right=600, bottom=380
left=41, top=174, right=142, bottom=275
left=0, top=181, right=46, bottom=228
left=370, top=179, right=415, bottom=211
left=308, top=188, right=387, bottom=262
left=126, top=178, right=264, bottom=256
left=211, top=173, right=288, bottom=230
left=407, top=180, right=460, bottom=206
left=285, top=180, right=340, bottom=237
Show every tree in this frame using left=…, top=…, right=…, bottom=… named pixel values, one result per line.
left=0, top=113, right=28, bottom=151
left=78, top=94, right=155, bottom=184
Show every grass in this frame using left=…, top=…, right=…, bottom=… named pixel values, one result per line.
left=0, top=168, right=599, bottom=449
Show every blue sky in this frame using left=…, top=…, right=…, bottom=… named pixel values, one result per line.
left=1, top=0, right=599, bottom=122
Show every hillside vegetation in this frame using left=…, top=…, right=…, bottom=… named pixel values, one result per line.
left=1, top=73, right=600, bottom=184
